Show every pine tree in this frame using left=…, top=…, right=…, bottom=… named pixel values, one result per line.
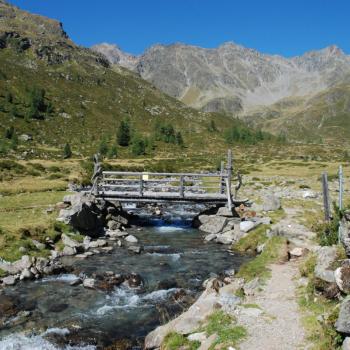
left=63, top=143, right=72, bottom=159
left=131, top=135, right=146, bottom=156
left=10, top=133, right=18, bottom=150
left=117, top=119, right=131, bottom=146
left=5, top=126, right=14, bottom=139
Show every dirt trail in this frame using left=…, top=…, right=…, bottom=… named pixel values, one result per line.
left=236, top=261, right=308, bottom=350
left=235, top=206, right=316, bottom=350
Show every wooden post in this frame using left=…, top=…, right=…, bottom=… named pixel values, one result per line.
left=226, top=149, right=233, bottom=210
left=220, top=161, right=225, bottom=194
left=139, top=174, right=143, bottom=197
left=322, top=172, right=331, bottom=222
left=339, top=165, right=344, bottom=211
left=180, top=176, right=184, bottom=198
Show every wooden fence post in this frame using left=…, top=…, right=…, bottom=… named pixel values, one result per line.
left=139, top=174, right=143, bottom=197
left=226, top=149, right=233, bottom=210
left=322, top=172, right=331, bottom=222
left=339, top=165, right=344, bottom=211
left=180, top=176, right=184, bottom=198
left=220, top=161, right=225, bottom=194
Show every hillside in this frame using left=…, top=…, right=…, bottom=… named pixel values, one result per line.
left=0, top=0, right=268, bottom=160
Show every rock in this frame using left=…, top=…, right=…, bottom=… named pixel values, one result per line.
left=2, top=275, right=17, bottom=286
left=224, top=269, right=235, bottom=277
left=0, top=295, right=18, bottom=319
left=106, top=229, right=128, bottom=238
left=215, top=231, right=235, bottom=245
left=199, top=216, right=227, bottom=234
left=107, top=220, right=121, bottom=230
left=127, top=273, right=143, bottom=288
left=290, top=247, right=309, bottom=258
left=243, top=278, right=260, bottom=296
left=70, top=278, right=82, bottom=286
left=19, top=134, right=32, bottom=142
left=125, top=235, right=138, bottom=243
left=188, top=332, right=207, bottom=342
left=240, top=221, right=258, bottom=233
left=262, top=193, right=281, bottom=211
left=88, top=239, right=107, bottom=248
left=315, top=246, right=338, bottom=283
left=335, top=266, right=350, bottom=294
left=61, top=234, right=81, bottom=249
left=128, top=245, right=142, bottom=254
left=342, top=337, right=350, bottom=350
left=101, top=246, right=113, bottom=253
left=204, top=233, right=217, bottom=242
left=18, top=246, right=27, bottom=254
left=62, top=246, right=76, bottom=256
left=256, top=243, right=265, bottom=254
left=216, top=207, right=234, bottom=217
left=83, top=278, right=96, bottom=289
left=35, top=257, right=49, bottom=273
left=75, top=254, right=88, bottom=259
left=20, top=268, right=34, bottom=280
left=302, top=190, right=318, bottom=199
left=336, top=297, right=350, bottom=334
left=198, top=334, right=218, bottom=350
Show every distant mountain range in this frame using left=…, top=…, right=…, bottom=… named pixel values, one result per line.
left=93, top=42, right=350, bottom=142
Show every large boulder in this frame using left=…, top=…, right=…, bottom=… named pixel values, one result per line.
left=61, top=234, right=82, bottom=249
left=315, top=246, right=338, bottom=283
left=58, top=193, right=129, bottom=237
left=336, top=297, right=350, bottom=334
left=199, top=216, right=227, bottom=234
left=262, top=193, right=281, bottom=211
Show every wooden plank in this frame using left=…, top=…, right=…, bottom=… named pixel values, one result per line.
left=139, top=174, right=143, bottom=197
left=103, top=171, right=226, bottom=178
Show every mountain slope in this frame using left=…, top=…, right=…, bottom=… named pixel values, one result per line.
left=0, top=1, right=252, bottom=159
left=93, top=42, right=350, bottom=143
left=92, top=42, right=350, bottom=113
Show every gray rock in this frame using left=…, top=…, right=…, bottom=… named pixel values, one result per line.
left=83, top=278, right=96, bottom=289
left=256, top=243, right=265, bottom=254
left=315, top=246, right=338, bottom=283
left=240, top=220, right=259, bottom=233
left=125, top=235, right=138, bottom=243
left=70, top=278, right=82, bottom=286
left=61, top=234, right=81, bottom=249
left=204, top=233, right=217, bottom=242
left=215, top=230, right=239, bottom=245
left=20, top=268, right=33, bottom=280
left=262, top=193, right=281, bottom=211
left=198, top=333, right=218, bottom=350
left=128, top=245, right=142, bottom=254
left=62, top=246, right=76, bottom=256
left=188, top=332, right=207, bottom=342
left=342, top=337, right=350, bottom=350
left=88, top=239, right=107, bottom=248
left=199, top=216, right=227, bottom=234
left=336, top=297, right=350, bottom=334
left=216, top=207, right=234, bottom=217
left=35, top=257, right=49, bottom=273
left=335, top=266, right=350, bottom=294
left=18, top=246, right=27, bottom=254
left=243, top=278, right=261, bottom=296
left=2, top=275, right=17, bottom=286
left=107, top=220, right=120, bottom=230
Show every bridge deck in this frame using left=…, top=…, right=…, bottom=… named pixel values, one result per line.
left=98, top=190, right=228, bottom=203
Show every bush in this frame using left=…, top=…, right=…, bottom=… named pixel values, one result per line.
left=131, top=135, right=146, bottom=156
left=63, top=143, right=72, bottom=159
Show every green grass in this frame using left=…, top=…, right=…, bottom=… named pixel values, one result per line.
left=202, top=310, right=247, bottom=349
left=236, top=236, right=287, bottom=282
left=298, top=254, right=343, bottom=350
left=162, top=333, right=200, bottom=350
left=241, top=303, right=262, bottom=310
left=233, top=224, right=269, bottom=252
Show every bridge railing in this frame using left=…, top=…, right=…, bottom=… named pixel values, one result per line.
left=100, top=171, right=229, bottom=198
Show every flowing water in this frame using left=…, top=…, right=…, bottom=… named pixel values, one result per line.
left=0, top=220, right=248, bottom=349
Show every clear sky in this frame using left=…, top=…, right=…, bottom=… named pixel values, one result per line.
left=8, top=0, right=350, bottom=57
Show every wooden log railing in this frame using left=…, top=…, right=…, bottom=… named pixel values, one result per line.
left=94, top=150, right=244, bottom=207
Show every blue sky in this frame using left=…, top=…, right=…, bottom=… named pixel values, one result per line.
left=8, top=0, right=350, bottom=56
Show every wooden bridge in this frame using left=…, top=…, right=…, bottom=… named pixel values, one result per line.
left=92, top=150, right=242, bottom=210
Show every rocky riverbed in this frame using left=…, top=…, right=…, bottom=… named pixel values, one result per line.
left=0, top=224, right=249, bottom=349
